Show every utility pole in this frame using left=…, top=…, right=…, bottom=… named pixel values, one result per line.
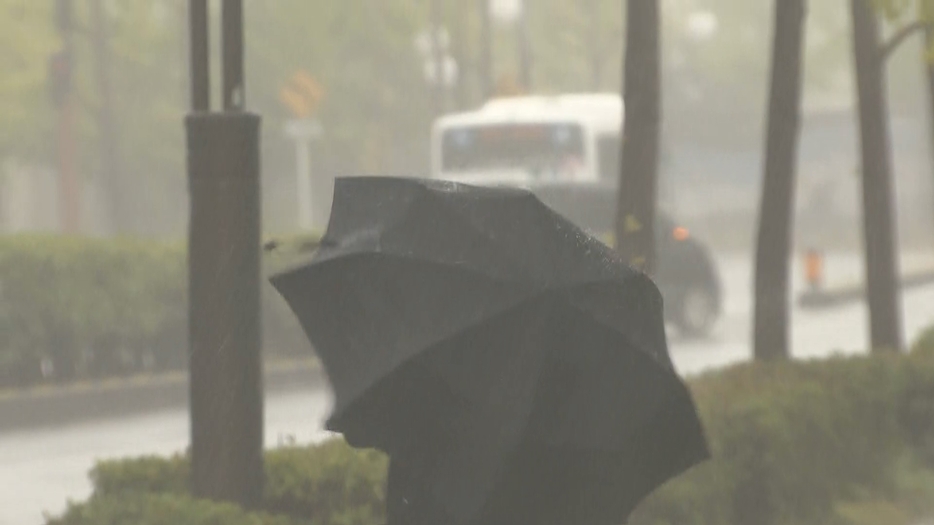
left=187, top=0, right=264, bottom=508
left=52, top=0, right=80, bottom=234
left=90, top=0, right=124, bottom=234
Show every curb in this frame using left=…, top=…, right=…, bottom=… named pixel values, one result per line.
left=0, top=359, right=327, bottom=433
left=797, top=268, right=934, bottom=309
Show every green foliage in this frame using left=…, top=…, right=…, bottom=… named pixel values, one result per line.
left=0, top=234, right=320, bottom=389
left=90, top=453, right=190, bottom=496
left=62, top=350, right=934, bottom=525
left=262, top=442, right=387, bottom=523
left=47, top=493, right=308, bottom=525
left=0, top=0, right=57, bottom=160
left=0, top=234, right=188, bottom=385
left=3, top=0, right=908, bottom=237
left=86, top=439, right=388, bottom=525
left=911, top=325, right=934, bottom=359
left=632, top=354, right=934, bottom=525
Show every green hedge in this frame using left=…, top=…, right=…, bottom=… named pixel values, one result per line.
left=50, top=337, right=934, bottom=525
left=0, top=233, right=321, bottom=389
left=632, top=353, right=934, bottom=525
left=47, top=493, right=309, bottom=525
left=82, top=440, right=387, bottom=525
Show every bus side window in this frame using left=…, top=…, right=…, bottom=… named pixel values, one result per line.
left=596, top=135, right=621, bottom=181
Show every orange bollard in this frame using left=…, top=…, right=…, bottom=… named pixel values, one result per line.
left=804, top=249, right=824, bottom=291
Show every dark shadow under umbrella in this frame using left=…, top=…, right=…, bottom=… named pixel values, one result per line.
left=270, top=176, right=709, bottom=525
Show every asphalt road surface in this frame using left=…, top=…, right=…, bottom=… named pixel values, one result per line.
left=2, top=252, right=933, bottom=525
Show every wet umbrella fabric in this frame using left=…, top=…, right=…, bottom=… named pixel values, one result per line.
left=270, top=176, right=708, bottom=525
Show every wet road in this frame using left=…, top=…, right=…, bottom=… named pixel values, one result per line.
left=0, top=389, right=337, bottom=525
left=3, top=253, right=934, bottom=525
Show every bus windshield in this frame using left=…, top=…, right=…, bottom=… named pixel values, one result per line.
left=440, top=122, right=586, bottom=179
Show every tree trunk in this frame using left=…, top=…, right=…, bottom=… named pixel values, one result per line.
left=91, top=0, right=127, bottom=234
left=850, top=0, right=904, bottom=353
left=589, top=0, right=603, bottom=91
left=517, top=3, right=533, bottom=91
left=753, top=0, right=807, bottom=361
left=925, top=28, right=934, bottom=245
left=478, top=0, right=493, bottom=101
left=429, top=0, right=446, bottom=117
left=451, top=0, right=470, bottom=110
left=615, top=0, right=660, bottom=276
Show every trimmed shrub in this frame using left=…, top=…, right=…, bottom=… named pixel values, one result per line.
left=262, top=442, right=387, bottom=522
left=46, top=493, right=309, bottom=525
left=90, top=453, right=190, bottom=497
left=55, top=351, right=934, bottom=525
left=89, top=440, right=387, bottom=525
left=911, top=325, right=934, bottom=360
left=632, top=354, right=934, bottom=525
left=0, top=233, right=321, bottom=389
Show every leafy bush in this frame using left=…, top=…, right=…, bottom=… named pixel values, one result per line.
left=262, top=442, right=387, bottom=522
left=90, top=453, right=190, bottom=496
left=56, top=351, right=934, bottom=525
left=47, top=493, right=308, bottom=525
left=0, top=233, right=321, bottom=389
left=88, top=439, right=387, bottom=525
left=632, top=354, right=934, bottom=525
left=911, top=325, right=934, bottom=360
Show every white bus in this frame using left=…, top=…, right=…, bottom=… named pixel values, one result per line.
left=430, top=93, right=624, bottom=188
left=428, top=93, right=723, bottom=338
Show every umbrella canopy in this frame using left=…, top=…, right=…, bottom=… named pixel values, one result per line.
left=270, top=176, right=708, bottom=525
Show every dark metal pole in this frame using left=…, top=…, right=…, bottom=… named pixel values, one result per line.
left=190, top=0, right=210, bottom=111
left=187, top=0, right=264, bottom=508
left=222, top=0, right=245, bottom=110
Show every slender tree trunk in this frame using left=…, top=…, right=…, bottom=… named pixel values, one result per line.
left=429, top=0, right=446, bottom=117
left=753, top=0, right=807, bottom=361
left=925, top=28, right=934, bottom=244
left=451, top=0, right=470, bottom=110
left=589, top=0, right=603, bottom=91
left=54, top=0, right=81, bottom=233
left=478, top=0, right=493, bottom=100
left=616, top=0, right=660, bottom=276
left=850, top=0, right=904, bottom=353
left=517, top=2, right=533, bottom=91
left=91, top=0, right=127, bottom=234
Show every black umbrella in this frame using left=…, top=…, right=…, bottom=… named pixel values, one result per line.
left=270, top=176, right=708, bottom=525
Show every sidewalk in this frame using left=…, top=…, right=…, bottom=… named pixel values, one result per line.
left=798, top=267, right=934, bottom=309
left=796, top=252, right=934, bottom=309
left=0, top=358, right=325, bottom=433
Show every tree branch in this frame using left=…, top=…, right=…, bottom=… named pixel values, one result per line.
left=879, top=20, right=930, bottom=62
